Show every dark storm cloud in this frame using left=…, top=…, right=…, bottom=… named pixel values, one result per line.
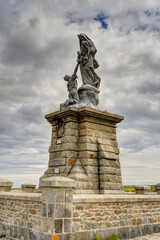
left=17, top=104, right=42, bottom=124
left=137, top=81, right=160, bottom=94
left=2, top=29, right=71, bottom=68
left=0, top=77, right=38, bottom=102
left=29, top=17, right=39, bottom=28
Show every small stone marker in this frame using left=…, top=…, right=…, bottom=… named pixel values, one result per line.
left=0, top=178, right=13, bottom=192
left=135, top=185, right=151, bottom=194
left=57, top=139, right=62, bottom=144
left=55, top=168, right=60, bottom=174
left=155, top=183, right=160, bottom=194
left=21, top=183, right=36, bottom=193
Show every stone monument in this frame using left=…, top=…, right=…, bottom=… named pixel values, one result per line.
left=40, top=33, right=124, bottom=194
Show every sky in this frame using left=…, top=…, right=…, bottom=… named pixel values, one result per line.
left=0, top=0, right=160, bottom=187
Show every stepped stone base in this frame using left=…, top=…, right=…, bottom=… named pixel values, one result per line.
left=40, top=106, right=124, bottom=193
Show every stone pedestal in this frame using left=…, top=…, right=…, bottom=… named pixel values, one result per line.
left=155, top=183, right=160, bottom=194
left=40, top=106, right=124, bottom=194
left=135, top=185, right=151, bottom=194
left=21, top=183, right=36, bottom=193
left=0, top=178, right=13, bottom=192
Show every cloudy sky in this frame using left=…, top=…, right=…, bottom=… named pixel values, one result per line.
left=0, top=0, right=160, bottom=187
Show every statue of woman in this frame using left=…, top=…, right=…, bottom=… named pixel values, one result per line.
left=77, top=33, right=101, bottom=89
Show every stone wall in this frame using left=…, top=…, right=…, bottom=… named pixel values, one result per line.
left=0, top=192, right=41, bottom=229
left=0, top=179, right=160, bottom=240
left=0, top=191, right=53, bottom=239
left=72, top=194, right=160, bottom=239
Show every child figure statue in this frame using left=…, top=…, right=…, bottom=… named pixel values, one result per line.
left=60, top=71, right=79, bottom=109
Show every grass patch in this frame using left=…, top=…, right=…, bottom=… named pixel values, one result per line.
left=107, top=234, right=120, bottom=240
left=123, top=185, right=156, bottom=192
left=92, top=236, right=105, bottom=240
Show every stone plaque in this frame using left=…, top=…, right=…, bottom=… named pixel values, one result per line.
left=57, top=139, right=62, bottom=144
left=55, top=168, right=60, bottom=174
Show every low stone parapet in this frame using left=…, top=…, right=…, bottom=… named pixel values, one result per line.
left=0, top=190, right=42, bottom=239
left=135, top=185, right=151, bottom=194
left=155, top=183, right=160, bottom=194
left=0, top=185, right=160, bottom=239
left=0, top=178, right=13, bottom=192
left=72, top=194, right=160, bottom=239
left=21, top=183, right=36, bottom=193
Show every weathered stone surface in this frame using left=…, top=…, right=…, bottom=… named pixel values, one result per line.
left=85, top=166, right=98, bottom=174
left=19, top=226, right=29, bottom=239
left=100, top=174, right=120, bottom=183
left=41, top=203, right=47, bottom=217
left=63, top=233, right=74, bottom=240
left=100, top=182, right=123, bottom=190
left=49, top=158, right=66, bottom=167
left=0, top=191, right=160, bottom=239
left=99, top=167, right=117, bottom=175
left=0, top=178, right=13, bottom=192
left=42, top=106, right=124, bottom=193
left=0, top=192, right=41, bottom=234
left=55, top=219, right=63, bottom=234
left=42, top=188, right=65, bottom=203
left=41, top=176, right=76, bottom=189
left=79, top=143, right=97, bottom=151
left=155, top=183, right=160, bottom=194
left=65, top=190, right=73, bottom=203
left=40, top=217, right=55, bottom=233
left=64, top=219, right=72, bottom=232
left=10, top=225, right=18, bottom=238
left=135, top=185, right=151, bottom=194
left=99, top=150, right=117, bottom=160
left=72, top=195, right=160, bottom=239
left=82, top=158, right=98, bottom=166
left=48, top=203, right=54, bottom=218
left=68, top=160, right=87, bottom=182
left=29, top=229, right=46, bottom=240
left=21, top=183, right=36, bottom=193
left=54, top=204, right=66, bottom=218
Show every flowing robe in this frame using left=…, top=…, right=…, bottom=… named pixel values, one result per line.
left=77, top=34, right=100, bottom=88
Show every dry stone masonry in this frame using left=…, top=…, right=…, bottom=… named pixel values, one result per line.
left=0, top=187, right=160, bottom=239
left=72, top=194, right=160, bottom=239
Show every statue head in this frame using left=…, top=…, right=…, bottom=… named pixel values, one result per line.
left=78, top=34, right=85, bottom=41
left=78, top=33, right=97, bottom=56
left=64, top=75, right=70, bottom=81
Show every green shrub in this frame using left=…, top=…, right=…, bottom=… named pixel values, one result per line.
left=123, top=185, right=156, bottom=192
left=107, top=234, right=120, bottom=240
left=150, top=185, right=156, bottom=192
left=92, top=236, right=105, bottom=240
left=0, top=234, right=6, bottom=238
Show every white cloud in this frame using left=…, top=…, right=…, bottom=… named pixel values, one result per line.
left=0, top=0, right=160, bottom=186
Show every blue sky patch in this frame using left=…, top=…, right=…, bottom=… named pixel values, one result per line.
left=94, top=12, right=108, bottom=29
